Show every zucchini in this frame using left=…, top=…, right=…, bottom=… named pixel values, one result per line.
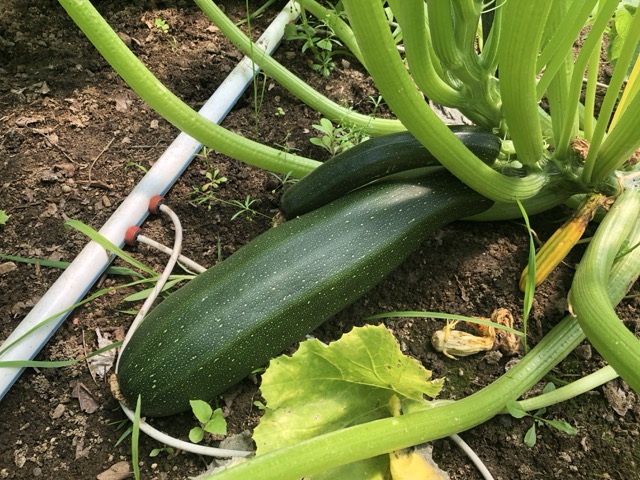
left=280, top=125, right=501, bottom=218
left=117, top=170, right=493, bottom=416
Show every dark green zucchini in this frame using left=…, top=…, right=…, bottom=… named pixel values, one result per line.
left=280, top=125, right=501, bottom=218
left=117, top=169, right=493, bottom=417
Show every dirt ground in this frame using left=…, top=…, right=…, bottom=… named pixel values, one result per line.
left=1, top=1, right=639, bottom=479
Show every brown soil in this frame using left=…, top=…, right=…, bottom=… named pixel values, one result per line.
left=1, top=1, right=639, bottom=479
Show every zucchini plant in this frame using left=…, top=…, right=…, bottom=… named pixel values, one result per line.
left=54, top=0, right=640, bottom=478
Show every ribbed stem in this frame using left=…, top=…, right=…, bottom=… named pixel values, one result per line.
left=497, top=0, right=552, bottom=166
left=339, top=0, right=548, bottom=203
left=569, top=189, right=640, bottom=393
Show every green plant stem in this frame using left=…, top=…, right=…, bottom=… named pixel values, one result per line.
left=206, top=198, right=640, bottom=480
left=58, top=0, right=319, bottom=177
left=514, top=366, right=618, bottom=413
left=498, top=0, right=552, bottom=167
left=554, top=0, right=619, bottom=162
left=194, top=0, right=404, bottom=136
left=390, top=0, right=462, bottom=106
left=478, top=1, right=502, bottom=73
left=535, top=0, right=599, bottom=100
left=589, top=90, right=640, bottom=185
left=569, top=188, right=640, bottom=393
left=583, top=8, right=640, bottom=185
left=543, top=0, right=577, bottom=150
left=341, top=0, right=547, bottom=203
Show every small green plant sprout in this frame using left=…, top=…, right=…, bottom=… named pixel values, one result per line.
left=188, top=399, right=227, bottom=444
left=506, top=384, right=577, bottom=448
left=267, top=171, right=296, bottom=194
left=154, top=18, right=170, bottom=34
left=310, top=117, right=369, bottom=155
left=190, top=162, right=228, bottom=209
left=0, top=210, right=9, bottom=225
left=274, top=106, right=285, bottom=117
left=124, top=161, right=148, bottom=174
left=229, top=195, right=269, bottom=221
left=369, top=95, right=385, bottom=117
left=149, top=446, right=175, bottom=458
left=153, top=17, right=177, bottom=49
left=283, top=13, right=346, bottom=77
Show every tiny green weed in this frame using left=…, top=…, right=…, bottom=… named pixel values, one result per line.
left=310, top=117, right=369, bottom=155
left=506, top=383, right=577, bottom=448
left=0, top=210, right=9, bottom=225
left=189, top=399, right=227, bottom=443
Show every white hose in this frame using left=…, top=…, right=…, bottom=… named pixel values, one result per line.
left=0, top=1, right=300, bottom=400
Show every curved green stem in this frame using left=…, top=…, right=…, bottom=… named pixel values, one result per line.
left=195, top=0, right=404, bottom=136
left=498, top=0, right=552, bottom=166
left=569, top=188, right=640, bottom=393
left=590, top=92, right=640, bottom=183
left=515, top=366, right=618, bottom=413
left=478, top=2, right=502, bottom=73
left=583, top=8, right=640, bottom=185
left=535, top=0, right=599, bottom=100
left=554, top=0, right=619, bottom=161
left=391, top=0, right=463, bottom=106
left=341, top=0, right=547, bottom=203
left=58, top=0, right=320, bottom=177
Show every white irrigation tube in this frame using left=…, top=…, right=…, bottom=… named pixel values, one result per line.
left=0, top=1, right=300, bottom=401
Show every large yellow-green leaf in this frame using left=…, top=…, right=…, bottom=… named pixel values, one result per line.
left=254, top=324, right=443, bottom=479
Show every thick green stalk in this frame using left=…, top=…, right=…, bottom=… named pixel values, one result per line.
left=515, top=366, right=618, bottom=413
left=569, top=188, right=640, bottom=393
left=340, top=0, right=547, bottom=203
left=498, top=0, right=552, bottom=166
left=57, top=0, right=319, bottom=177
left=584, top=9, right=640, bottom=184
left=535, top=0, right=599, bottom=100
left=195, top=0, right=404, bottom=136
left=427, top=1, right=464, bottom=75
left=390, top=0, right=463, bottom=106
left=544, top=0, right=577, bottom=149
left=478, top=2, right=502, bottom=73
left=590, top=92, right=640, bottom=184
left=555, top=0, right=619, bottom=161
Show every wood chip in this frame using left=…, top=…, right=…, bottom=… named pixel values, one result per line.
left=96, top=461, right=132, bottom=480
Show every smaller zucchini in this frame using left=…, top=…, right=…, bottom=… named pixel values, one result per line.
left=281, top=125, right=501, bottom=218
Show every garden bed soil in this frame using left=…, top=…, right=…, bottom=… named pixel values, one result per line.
left=1, top=1, right=639, bottom=479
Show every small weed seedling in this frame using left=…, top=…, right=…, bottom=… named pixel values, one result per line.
left=283, top=11, right=347, bottom=77
left=190, top=151, right=228, bottom=209
left=506, top=384, right=577, bottom=447
left=274, top=106, right=285, bottom=117
left=154, top=18, right=177, bottom=49
left=189, top=399, right=227, bottom=443
left=229, top=195, right=269, bottom=221
left=124, top=161, right=148, bottom=174
left=0, top=210, right=9, bottom=225
left=310, top=117, right=369, bottom=156
left=149, top=446, right=175, bottom=458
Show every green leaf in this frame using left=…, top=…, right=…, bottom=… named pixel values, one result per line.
left=189, top=426, right=205, bottom=444
left=524, top=424, right=537, bottom=447
left=253, top=325, right=442, bottom=479
left=204, top=408, right=227, bottom=435
left=0, top=210, right=9, bottom=225
left=190, top=399, right=213, bottom=424
left=542, top=382, right=556, bottom=394
left=505, top=400, right=529, bottom=419
left=544, top=419, right=577, bottom=435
